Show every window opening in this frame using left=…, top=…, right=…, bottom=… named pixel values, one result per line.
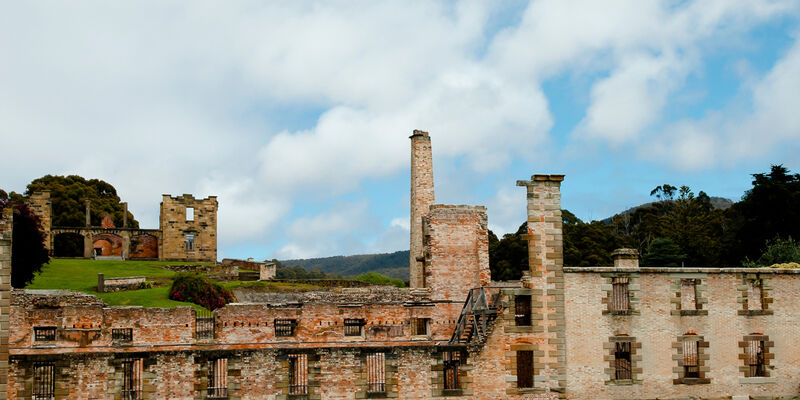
left=611, top=277, right=630, bottom=312
left=683, top=339, right=699, bottom=378
left=275, top=319, right=297, bottom=337
left=34, top=327, right=56, bottom=342
left=185, top=234, right=195, bottom=251
left=366, top=353, right=386, bottom=394
left=113, top=328, right=133, bottom=342
left=443, top=351, right=462, bottom=391
left=516, top=350, right=534, bottom=388
left=208, top=358, right=228, bottom=398
left=288, top=354, right=308, bottom=395
left=515, top=295, right=532, bottom=326
left=196, top=309, right=214, bottom=339
left=614, top=341, right=632, bottom=380
left=746, top=340, right=766, bottom=377
left=411, top=318, right=429, bottom=336
left=186, top=207, right=194, bottom=221
left=748, top=280, right=763, bottom=310
left=33, top=362, right=55, bottom=400
left=121, top=359, right=143, bottom=400
left=344, top=318, right=365, bottom=336
left=680, top=279, right=698, bottom=311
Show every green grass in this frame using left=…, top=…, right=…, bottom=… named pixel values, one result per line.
left=27, top=259, right=327, bottom=309
left=27, top=259, right=205, bottom=309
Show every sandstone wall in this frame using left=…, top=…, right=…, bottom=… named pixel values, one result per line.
left=422, top=205, right=490, bottom=302
left=564, top=267, right=800, bottom=399
left=0, top=209, right=12, bottom=400
left=28, top=191, right=51, bottom=252
left=159, top=194, right=217, bottom=262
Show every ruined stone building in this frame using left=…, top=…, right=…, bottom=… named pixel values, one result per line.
left=29, top=193, right=217, bottom=262
left=0, top=131, right=798, bottom=399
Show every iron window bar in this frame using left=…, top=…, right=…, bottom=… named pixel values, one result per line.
left=208, top=358, right=228, bottom=398
left=196, top=309, right=215, bottom=339
left=32, top=362, right=55, bottom=400
left=366, top=353, right=386, bottom=393
left=443, top=350, right=462, bottom=390
left=34, top=327, right=56, bottom=342
left=275, top=319, right=297, bottom=337
left=614, top=341, right=632, bottom=380
left=121, top=359, right=143, bottom=400
left=288, top=354, right=308, bottom=395
left=683, top=340, right=699, bottom=378
left=112, top=328, right=133, bottom=342
left=344, top=319, right=365, bottom=336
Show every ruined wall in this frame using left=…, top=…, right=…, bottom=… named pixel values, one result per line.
left=28, top=191, right=51, bottom=252
left=129, top=234, right=158, bottom=259
left=410, top=130, right=435, bottom=289
left=159, top=194, right=217, bottom=262
left=0, top=209, right=12, bottom=400
left=563, top=267, right=800, bottom=399
left=422, top=205, right=490, bottom=302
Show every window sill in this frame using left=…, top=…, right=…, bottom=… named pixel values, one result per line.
left=366, top=392, right=388, bottom=398
left=679, top=310, right=708, bottom=316
left=674, top=377, right=710, bottom=385
left=441, top=389, right=463, bottom=396
left=738, top=310, right=773, bottom=316
left=739, top=376, right=776, bottom=384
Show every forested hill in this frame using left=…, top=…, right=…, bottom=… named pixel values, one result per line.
left=281, top=250, right=410, bottom=280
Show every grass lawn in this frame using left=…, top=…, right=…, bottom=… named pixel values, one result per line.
left=26, top=259, right=327, bottom=309
left=27, top=259, right=207, bottom=309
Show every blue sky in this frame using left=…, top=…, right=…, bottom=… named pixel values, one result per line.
left=2, top=1, right=800, bottom=260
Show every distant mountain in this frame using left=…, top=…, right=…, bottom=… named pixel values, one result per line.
left=281, top=250, right=410, bottom=281
left=602, top=196, right=734, bottom=223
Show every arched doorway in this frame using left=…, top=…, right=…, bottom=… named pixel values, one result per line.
left=92, top=233, right=123, bottom=257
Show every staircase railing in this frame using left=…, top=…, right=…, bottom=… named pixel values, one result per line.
left=449, top=287, right=500, bottom=345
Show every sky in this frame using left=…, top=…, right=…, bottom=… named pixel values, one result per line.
left=2, top=1, right=800, bottom=260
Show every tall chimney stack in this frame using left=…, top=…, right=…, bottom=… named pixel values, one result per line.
left=409, top=130, right=435, bottom=288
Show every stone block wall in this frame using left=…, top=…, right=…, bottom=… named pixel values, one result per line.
left=27, top=192, right=51, bottom=252
left=563, top=267, right=800, bottom=399
left=0, top=208, right=12, bottom=400
left=422, top=205, right=490, bottom=302
left=159, top=194, right=217, bottom=262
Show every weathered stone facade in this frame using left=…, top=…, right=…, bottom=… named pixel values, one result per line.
left=2, top=130, right=800, bottom=399
left=160, top=194, right=218, bottom=262
left=28, top=192, right=51, bottom=252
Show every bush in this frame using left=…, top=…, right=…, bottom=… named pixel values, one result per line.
left=355, top=272, right=405, bottom=288
left=744, top=236, right=800, bottom=267
left=168, top=273, right=235, bottom=310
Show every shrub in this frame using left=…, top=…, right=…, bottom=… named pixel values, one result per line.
left=355, top=272, right=405, bottom=288
left=744, top=236, right=800, bottom=267
left=168, top=273, right=235, bottom=310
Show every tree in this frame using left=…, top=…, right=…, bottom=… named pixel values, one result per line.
left=0, top=194, right=50, bottom=288
left=563, top=210, right=628, bottom=266
left=642, top=238, right=685, bottom=267
left=743, top=236, right=800, bottom=267
left=723, top=165, right=800, bottom=265
left=488, top=223, right=528, bottom=280
left=25, top=175, right=138, bottom=228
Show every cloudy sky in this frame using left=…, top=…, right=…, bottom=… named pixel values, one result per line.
left=2, top=1, right=800, bottom=260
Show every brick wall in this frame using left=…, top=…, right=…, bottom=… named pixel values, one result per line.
left=563, top=267, right=800, bottom=399
left=422, top=205, right=490, bottom=302
left=0, top=208, right=12, bottom=400
left=410, top=130, right=435, bottom=289
left=159, top=194, right=217, bottom=262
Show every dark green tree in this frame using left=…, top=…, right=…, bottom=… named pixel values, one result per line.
left=25, top=175, right=138, bottom=228
left=743, top=236, right=800, bottom=267
left=642, top=238, right=685, bottom=267
left=488, top=223, right=528, bottom=280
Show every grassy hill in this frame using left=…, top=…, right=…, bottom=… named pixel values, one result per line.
left=282, top=250, right=410, bottom=280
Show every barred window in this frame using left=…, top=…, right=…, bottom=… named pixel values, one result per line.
left=275, top=319, right=297, bottom=337
left=344, top=319, right=365, bottom=337
left=516, top=350, right=534, bottom=388
left=515, top=295, right=531, bottom=326
left=121, top=359, right=143, bottom=400
left=411, top=318, right=429, bottom=336
left=680, top=279, right=698, bottom=311
left=288, top=354, right=308, bottom=395
left=33, top=362, right=55, bottom=400
left=366, top=353, right=386, bottom=394
left=34, top=327, right=56, bottom=342
left=196, top=309, right=215, bottom=339
left=185, top=233, right=195, bottom=251
left=746, top=340, right=766, bottom=377
left=614, top=342, right=632, bottom=380
left=683, top=340, right=699, bottom=378
left=112, top=328, right=133, bottom=342
left=611, top=277, right=630, bottom=312
left=208, top=358, right=228, bottom=398
left=443, top=351, right=462, bottom=391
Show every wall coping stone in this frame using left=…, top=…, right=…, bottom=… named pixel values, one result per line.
left=564, top=267, right=800, bottom=274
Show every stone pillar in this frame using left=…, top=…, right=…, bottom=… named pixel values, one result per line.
left=409, top=130, right=435, bottom=288
left=612, top=248, right=639, bottom=268
left=122, top=202, right=128, bottom=228
left=517, top=174, right=566, bottom=392
left=28, top=191, right=51, bottom=253
left=0, top=208, right=13, bottom=400
left=84, top=234, right=93, bottom=259
left=121, top=231, right=130, bottom=260
left=85, top=200, right=91, bottom=227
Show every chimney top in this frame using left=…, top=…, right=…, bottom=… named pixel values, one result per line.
left=410, top=129, right=429, bottom=138
left=612, top=248, right=640, bottom=268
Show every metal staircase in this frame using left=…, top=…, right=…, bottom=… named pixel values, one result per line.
left=449, top=287, right=500, bottom=346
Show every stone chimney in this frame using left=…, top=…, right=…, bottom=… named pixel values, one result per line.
left=85, top=200, right=91, bottom=227
left=409, top=130, right=435, bottom=288
left=612, top=248, right=640, bottom=268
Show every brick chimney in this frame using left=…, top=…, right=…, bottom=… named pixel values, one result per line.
left=409, top=130, right=435, bottom=288
left=612, top=248, right=640, bottom=268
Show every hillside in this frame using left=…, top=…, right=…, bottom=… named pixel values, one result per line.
left=281, top=250, right=410, bottom=280
left=602, top=196, right=733, bottom=223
